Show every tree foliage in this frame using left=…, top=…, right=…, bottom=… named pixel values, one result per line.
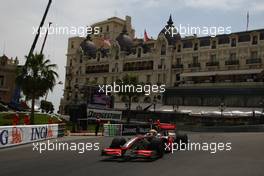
left=16, top=53, right=58, bottom=123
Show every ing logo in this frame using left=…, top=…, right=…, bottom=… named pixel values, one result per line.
left=47, top=126, right=53, bottom=138
left=11, top=127, right=23, bottom=144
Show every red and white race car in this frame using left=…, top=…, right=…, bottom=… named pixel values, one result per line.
left=101, top=122, right=188, bottom=160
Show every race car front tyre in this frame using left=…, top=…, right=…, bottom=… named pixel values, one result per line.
left=149, top=138, right=164, bottom=158
left=110, top=137, right=127, bottom=149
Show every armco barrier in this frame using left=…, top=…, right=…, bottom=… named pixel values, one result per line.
left=103, top=124, right=122, bottom=136
left=0, top=124, right=64, bottom=148
left=58, top=123, right=66, bottom=137
left=103, top=124, right=152, bottom=136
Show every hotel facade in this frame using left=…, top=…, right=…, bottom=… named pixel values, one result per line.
left=60, top=15, right=264, bottom=114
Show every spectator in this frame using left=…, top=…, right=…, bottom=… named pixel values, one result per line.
left=24, top=114, right=30, bottom=125
left=95, top=116, right=101, bottom=136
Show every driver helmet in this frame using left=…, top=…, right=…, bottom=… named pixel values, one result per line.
left=149, top=129, right=158, bottom=136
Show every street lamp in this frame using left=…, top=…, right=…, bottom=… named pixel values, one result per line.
left=219, top=102, right=225, bottom=117
left=153, top=96, right=157, bottom=112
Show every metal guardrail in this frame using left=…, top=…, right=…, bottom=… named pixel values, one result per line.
left=58, top=123, right=66, bottom=137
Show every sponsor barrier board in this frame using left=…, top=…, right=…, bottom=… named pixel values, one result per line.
left=103, top=124, right=151, bottom=136
left=87, top=108, right=122, bottom=121
left=0, top=124, right=58, bottom=148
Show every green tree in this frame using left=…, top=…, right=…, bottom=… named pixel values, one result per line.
left=40, top=100, right=54, bottom=113
left=16, top=53, right=58, bottom=124
left=116, top=74, right=144, bottom=110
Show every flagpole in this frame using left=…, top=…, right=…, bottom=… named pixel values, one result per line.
left=246, top=11, right=249, bottom=31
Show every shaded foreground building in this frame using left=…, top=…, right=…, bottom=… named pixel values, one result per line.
left=0, top=55, right=19, bottom=104
left=60, top=15, right=264, bottom=114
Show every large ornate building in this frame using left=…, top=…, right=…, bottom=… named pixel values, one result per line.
left=0, top=55, right=19, bottom=103
left=60, top=15, right=264, bottom=114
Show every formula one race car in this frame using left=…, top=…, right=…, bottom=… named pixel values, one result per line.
left=101, top=122, right=188, bottom=161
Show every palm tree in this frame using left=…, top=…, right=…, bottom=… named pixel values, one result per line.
left=16, top=53, right=58, bottom=124
left=116, top=74, right=144, bottom=110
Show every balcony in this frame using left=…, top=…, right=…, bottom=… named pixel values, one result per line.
left=172, top=64, right=183, bottom=69
left=225, top=60, right=239, bottom=65
left=206, top=62, right=219, bottom=67
left=123, top=66, right=153, bottom=71
left=188, top=63, right=201, bottom=68
left=246, top=58, right=262, bottom=64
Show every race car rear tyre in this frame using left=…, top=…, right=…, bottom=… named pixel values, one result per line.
left=110, top=137, right=127, bottom=149
left=149, top=138, right=164, bottom=158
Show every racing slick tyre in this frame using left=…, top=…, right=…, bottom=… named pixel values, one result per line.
left=110, top=137, right=127, bottom=149
left=149, top=138, right=164, bottom=158
left=175, top=132, right=188, bottom=149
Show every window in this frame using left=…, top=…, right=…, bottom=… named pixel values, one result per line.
left=146, top=75, right=151, bottom=83
left=161, top=44, right=166, bottom=55
left=252, top=36, right=258, bottom=45
left=176, top=58, right=181, bottom=65
left=106, top=25, right=109, bottom=32
left=238, top=34, right=250, bottom=42
left=86, top=78, right=90, bottom=84
left=193, top=56, right=198, bottom=64
left=251, top=51, right=258, bottom=59
left=158, top=74, right=161, bottom=83
left=115, top=49, right=119, bottom=60
left=115, top=63, right=118, bottom=72
left=218, top=36, right=230, bottom=45
left=0, top=75, right=4, bottom=87
left=80, top=59, right=83, bottom=63
left=210, top=54, right=217, bottom=62
left=230, top=53, right=236, bottom=60
left=137, top=48, right=142, bottom=58
left=211, top=41, right=216, bottom=49
left=260, top=32, right=264, bottom=40
left=231, top=38, right=236, bottom=47
left=71, top=41, right=74, bottom=49
left=103, top=77, right=107, bottom=84
left=163, top=74, right=166, bottom=83
left=200, top=38, right=210, bottom=47
left=97, top=52, right=101, bottom=61
left=183, top=41, right=193, bottom=48
left=94, top=77, right=98, bottom=83
left=194, top=43, right=198, bottom=51
left=177, top=44, right=181, bottom=52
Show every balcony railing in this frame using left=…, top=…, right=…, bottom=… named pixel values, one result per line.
left=206, top=62, right=219, bottom=67
left=86, top=69, right=109, bottom=74
left=188, top=63, right=201, bottom=68
left=123, top=66, right=153, bottom=71
left=172, top=64, right=183, bottom=69
left=246, top=58, right=262, bottom=64
left=225, top=60, right=239, bottom=65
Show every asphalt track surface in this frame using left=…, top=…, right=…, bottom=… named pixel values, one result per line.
left=0, top=132, right=264, bottom=176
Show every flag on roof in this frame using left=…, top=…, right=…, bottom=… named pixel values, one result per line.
left=144, top=29, right=150, bottom=42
